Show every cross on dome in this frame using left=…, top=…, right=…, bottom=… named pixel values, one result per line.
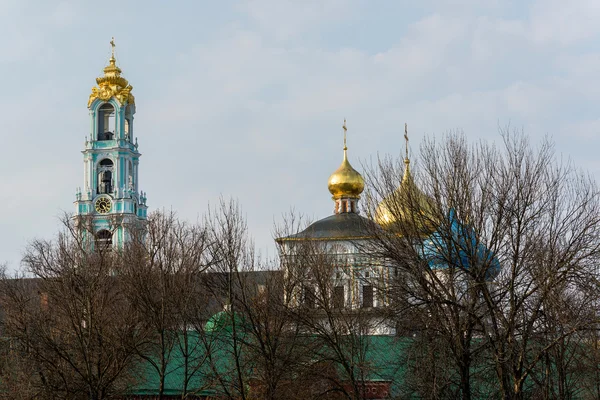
left=404, top=122, right=409, bottom=161
left=343, top=118, right=348, bottom=151
left=110, top=37, right=116, bottom=58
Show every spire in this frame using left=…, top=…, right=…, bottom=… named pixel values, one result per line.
left=103, top=37, right=121, bottom=76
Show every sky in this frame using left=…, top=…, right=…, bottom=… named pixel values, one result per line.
left=1, top=0, right=600, bottom=269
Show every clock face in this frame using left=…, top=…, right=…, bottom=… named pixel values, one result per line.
left=95, top=197, right=112, bottom=214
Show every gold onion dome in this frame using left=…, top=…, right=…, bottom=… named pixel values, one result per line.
left=88, top=37, right=135, bottom=107
left=98, top=56, right=128, bottom=87
left=375, top=125, right=437, bottom=235
left=327, top=121, right=365, bottom=199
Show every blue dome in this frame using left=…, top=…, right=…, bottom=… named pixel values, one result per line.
left=422, top=209, right=500, bottom=279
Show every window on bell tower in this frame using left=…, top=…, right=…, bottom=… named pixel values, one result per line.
left=98, top=159, right=114, bottom=194
left=124, top=104, right=133, bottom=141
left=98, top=103, right=115, bottom=141
left=124, top=118, right=130, bottom=140
left=128, top=160, right=134, bottom=191
left=95, top=230, right=113, bottom=251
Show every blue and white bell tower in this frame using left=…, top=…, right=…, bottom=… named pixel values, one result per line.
left=74, top=39, right=148, bottom=249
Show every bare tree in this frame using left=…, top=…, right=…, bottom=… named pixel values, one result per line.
left=0, top=268, right=45, bottom=400
left=199, top=200, right=302, bottom=400
left=0, top=215, right=145, bottom=400
left=364, top=130, right=600, bottom=399
left=474, top=133, right=600, bottom=399
left=117, top=210, right=213, bottom=399
left=363, top=143, right=490, bottom=399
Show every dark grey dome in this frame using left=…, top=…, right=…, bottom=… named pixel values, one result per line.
left=280, top=213, right=379, bottom=241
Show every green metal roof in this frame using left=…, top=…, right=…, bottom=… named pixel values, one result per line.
left=130, top=332, right=409, bottom=397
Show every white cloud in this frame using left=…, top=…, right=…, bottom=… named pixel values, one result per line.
left=530, top=0, right=600, bottom=46
left=235, top=0, right=351, bottom=42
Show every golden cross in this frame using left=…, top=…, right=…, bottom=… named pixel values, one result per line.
left=404, top=122, right=409, bottom=160
left=110, top=37, right=116, bottom=58
left=342, top=119, right=347, bottom=150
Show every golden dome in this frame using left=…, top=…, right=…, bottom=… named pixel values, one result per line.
left=327, top=120, right=364, bottom=199
left=88, top=38, right=135, bottom=107
left=375, top=159, right=437, bottom=235
left=97, top=56, right=128, bottom=88
left=328, top=148, right=365, bottom=199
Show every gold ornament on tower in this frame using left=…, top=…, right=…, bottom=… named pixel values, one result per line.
left=88, top=37, right=135, bottom=107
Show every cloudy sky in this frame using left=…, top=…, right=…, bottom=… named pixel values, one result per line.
left=1, top=0, right=600, bottom=269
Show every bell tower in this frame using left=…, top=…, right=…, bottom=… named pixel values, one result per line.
left=74, top=38, right=148, bottom=250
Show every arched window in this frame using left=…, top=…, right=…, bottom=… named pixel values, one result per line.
left=124, top=118, right=130, bottom=139
left=128, top=160, right=134, bottom=191
left=97, top=159, right=114, bottom=194
left=98, top=103, right=115, bottom=141
left=124, top=104, right=133, bottom=141
left=95, top=230, right=112, bottom=250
